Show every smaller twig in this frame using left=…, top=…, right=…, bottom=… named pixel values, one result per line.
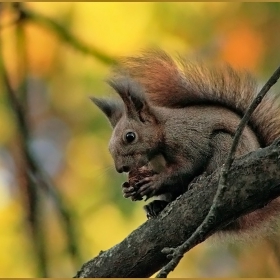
left=26, top=173, right=49, bottom=277
left=156, top=65, right=280, bottom=278
left=15, top=2, right=28, bottom=107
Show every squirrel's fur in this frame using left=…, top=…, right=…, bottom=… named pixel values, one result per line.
left=92, top=49, right=280, bottom=234
left=114, top=49, right=280, bottom=146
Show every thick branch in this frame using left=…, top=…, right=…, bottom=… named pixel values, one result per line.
left=75, top=139, right=280, bottom=278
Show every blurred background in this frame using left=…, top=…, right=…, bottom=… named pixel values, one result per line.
left=0, top=2, right=280, bottom=277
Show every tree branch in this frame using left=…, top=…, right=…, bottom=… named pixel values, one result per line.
left=75, top=139, right=280, bottom=278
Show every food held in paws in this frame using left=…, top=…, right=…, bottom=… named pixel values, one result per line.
left=128, top=166, right=155, bottom=201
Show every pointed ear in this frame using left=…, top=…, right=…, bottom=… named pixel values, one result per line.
left=128, top=87, right=157, bottom=123
left=108, top=77, right=157, bottom=123
left=107, top=78, right=137, bottom=119
left=90, top=97, right=123, bottom=127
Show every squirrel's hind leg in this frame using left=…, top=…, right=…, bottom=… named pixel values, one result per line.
left=143, top=193, right=173, bottom=218
left=144, top=200, right=169, bottom=219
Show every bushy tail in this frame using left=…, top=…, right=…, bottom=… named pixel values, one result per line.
left=111, top=49, right=280, bottom=146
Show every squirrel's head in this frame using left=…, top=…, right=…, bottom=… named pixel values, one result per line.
left=91, top=77, right=163, bottom=173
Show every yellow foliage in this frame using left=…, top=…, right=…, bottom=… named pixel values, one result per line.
left=0, top=200, right=35, bottom=277
left=66, top=133, right=111, bottom=180
left=72, top=2, right=154, bottom=55
left=24, top=23, right=58, bottom=75
left=83, top=203, right=130, bottom=253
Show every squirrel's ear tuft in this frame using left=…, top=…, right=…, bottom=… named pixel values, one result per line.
left=128, top=86, right=156, bottom=123
left=126, top=80, right=146, bottom=112
left=108, top=77, right=157, bottom=123
left=90, top=97, right=123, bottom=127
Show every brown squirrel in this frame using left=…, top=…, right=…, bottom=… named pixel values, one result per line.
left=91, top=49, right=280, bottom=232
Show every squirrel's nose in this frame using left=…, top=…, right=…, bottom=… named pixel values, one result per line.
left=116, top=165, right=130, bottom=173
left=122, top=166, right=130, bottom=172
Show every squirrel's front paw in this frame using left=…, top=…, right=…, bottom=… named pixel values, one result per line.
left=122, top=182, right=143, bottom=201
left=135, top=174, right=161, bottom=200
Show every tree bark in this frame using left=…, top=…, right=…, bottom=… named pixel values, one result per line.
left=75, top=139, right=280, bottom=278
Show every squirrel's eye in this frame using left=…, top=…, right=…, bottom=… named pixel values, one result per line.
left=125, top=132, right=136, bottom=143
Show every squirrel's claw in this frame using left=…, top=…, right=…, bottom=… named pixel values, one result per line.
left=135, top=176, right=159, bottom=198
left=122, top=181, right=143, bottom=201
left=122, top=182, right=135, bottom=197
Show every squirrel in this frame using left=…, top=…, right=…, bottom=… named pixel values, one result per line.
left=91, top=49, right=280, bottom=233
